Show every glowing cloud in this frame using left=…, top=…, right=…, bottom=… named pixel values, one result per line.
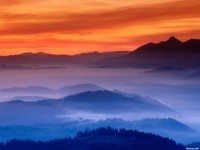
left=0, top=0, right=199, bottom=55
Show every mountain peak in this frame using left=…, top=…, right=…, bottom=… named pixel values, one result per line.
left=20, top=52, right=49, bottom=56
left=167, top=36, right=182, bottom=43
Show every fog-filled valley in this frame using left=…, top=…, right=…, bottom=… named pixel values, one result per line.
left=0, top=37, right=200, bottom=148
left=0, top=66, right=200, bottom=145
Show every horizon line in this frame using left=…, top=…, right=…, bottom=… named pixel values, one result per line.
left=0, top=36, right=198, bottom=57
left=0, top=50, right=132, bottom=57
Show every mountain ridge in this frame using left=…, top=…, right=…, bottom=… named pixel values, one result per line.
left=0, top=36, right=199, bottom=68
left=130, top=36, right=200, bottom=55
left=0, top=90, right=172, bottom=125
left=95, top=36, right=200, bottom=68
left=0, top=51, right=130, bottom=65
left=0, top=84, right=105, bottom=99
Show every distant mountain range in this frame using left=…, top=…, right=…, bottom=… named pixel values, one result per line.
left=59, top=84, right=104, bottom=95
left=0, top=51, right=129, bottom=65
left=0, top=90, right=171, bottom=125
left=0, top=84, right=104, bottom=99
left=0, top=36, right=199, bottom=68
left=95, top=36, right=200, bottom=68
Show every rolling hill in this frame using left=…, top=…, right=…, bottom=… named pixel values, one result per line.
left=0, top=90, right=172, bottom=125
left=0, top=127, right=185, bottom=150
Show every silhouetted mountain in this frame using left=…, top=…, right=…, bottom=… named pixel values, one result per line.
left=0, top=90, right=172, bottom=125
left=0, top=52, right=71, bottom=64
left=59, top=84, right=104, bottom=95
left=132, top=36, right=200, bottom=55
left=0, top=37, right=199, bottom=68
left=0, top=51, right=129, bottom=65
left=72, top=51, right=130, bottom=63
left=95, top=37, right=200, bottom=68
left=0, top=127, right=185, bottom=150
left=64, top=90, right=171, bottom=113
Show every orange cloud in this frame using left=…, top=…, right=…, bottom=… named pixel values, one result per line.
left=1, top=0, right=20, bottom=3
left=0, top=0, right=199, bottom=55
left=0, top=0, right=200, bottom=35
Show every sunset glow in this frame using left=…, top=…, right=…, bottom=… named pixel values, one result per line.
left=0, top=0, right=200, bottom=55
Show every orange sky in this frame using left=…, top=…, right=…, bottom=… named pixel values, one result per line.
left=0, top=0, right=200, bottom=55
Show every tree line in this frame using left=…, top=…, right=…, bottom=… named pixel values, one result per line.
left=0, top=127, right=185, bottom=150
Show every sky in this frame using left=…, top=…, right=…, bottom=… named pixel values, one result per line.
left=0, top=0, right=200, bottom=55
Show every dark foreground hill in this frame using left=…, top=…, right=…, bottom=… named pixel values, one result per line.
left=0, top=127, right=185, bottom=150
left=0, top=118, right=197, bottom=144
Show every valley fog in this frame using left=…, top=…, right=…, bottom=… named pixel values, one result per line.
left=0, top=67, right=200, bottom=128
left=0, top=66, right=198, bottom=89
